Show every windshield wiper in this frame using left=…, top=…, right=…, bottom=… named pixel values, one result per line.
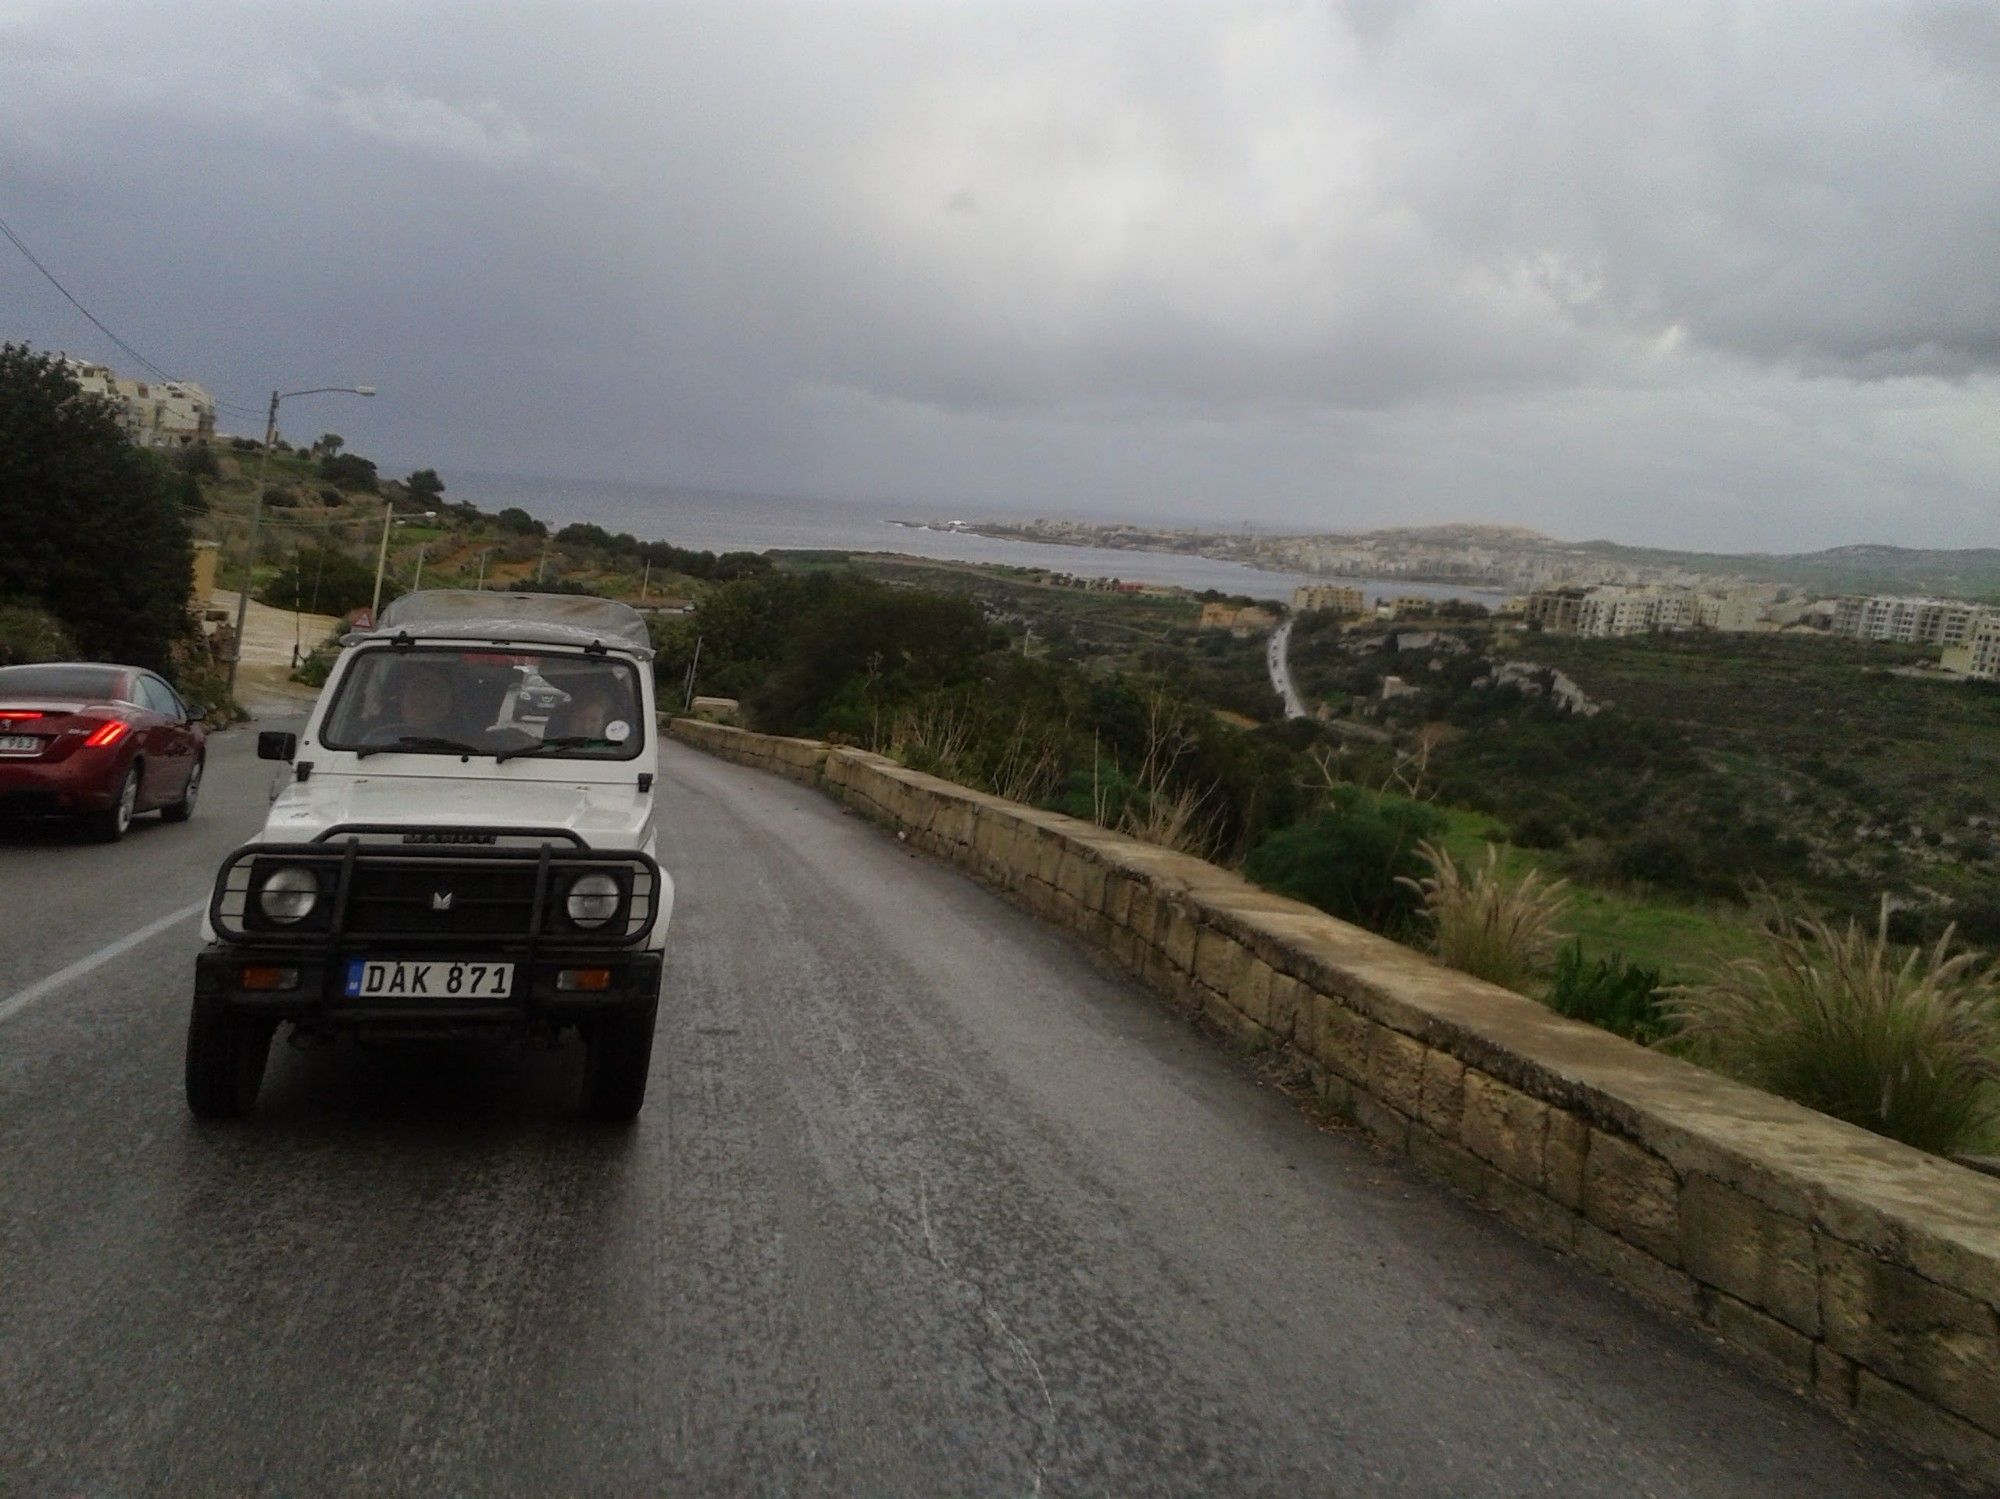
left=494, top=735, right=600, bottom=763
left=354, top=734, right=485, bottom=760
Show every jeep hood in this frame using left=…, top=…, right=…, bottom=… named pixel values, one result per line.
left=261, top=772, right=655, bottom=850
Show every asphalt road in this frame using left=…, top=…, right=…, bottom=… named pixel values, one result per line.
left=0, top=730, right=1956, bottom=1496
left=1268, top=619, right=1309, bottom=720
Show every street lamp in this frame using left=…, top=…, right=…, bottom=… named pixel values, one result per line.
left=226, top=384, right=377, bottom=697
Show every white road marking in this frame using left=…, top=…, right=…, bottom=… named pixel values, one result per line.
left=0, top=900, right=205, bottom=1026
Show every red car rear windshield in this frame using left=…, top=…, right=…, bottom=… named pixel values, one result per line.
left=0, top=665, right=130, bottom=701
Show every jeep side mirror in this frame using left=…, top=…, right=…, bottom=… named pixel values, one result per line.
left=186, top=703, right=208, bottom=723
left=258, top=731, right=298, bottom=762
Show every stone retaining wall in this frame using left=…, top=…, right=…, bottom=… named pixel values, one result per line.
left=670, top=717, right=2000, bottom=1484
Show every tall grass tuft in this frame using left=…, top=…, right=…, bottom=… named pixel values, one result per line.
left=1665, top=901, right=2000, bottom=1156
left=1401, top=841, right=1570, bottom=993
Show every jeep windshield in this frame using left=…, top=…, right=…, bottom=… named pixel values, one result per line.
left=319, top=646, right=644, bottom=761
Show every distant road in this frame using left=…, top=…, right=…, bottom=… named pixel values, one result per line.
left=1269, top=618, right=1310, bottom=718
left=0, top=739, right=1949, bottom=1495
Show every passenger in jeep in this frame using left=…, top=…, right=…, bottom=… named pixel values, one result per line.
left=548, top=673, right=634, bottom=748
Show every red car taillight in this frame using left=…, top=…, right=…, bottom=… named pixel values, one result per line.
left=82, top=719, right=132, bottom=748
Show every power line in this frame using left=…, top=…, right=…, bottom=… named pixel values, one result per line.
left=0, top=211, right=267, bottom=420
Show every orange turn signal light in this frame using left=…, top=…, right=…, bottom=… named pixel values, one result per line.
left=238, top=966, right=299, bottom=991
left=556, top=967, right=613, bottom=993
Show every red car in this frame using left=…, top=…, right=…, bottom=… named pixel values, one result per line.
left=0, top=661, right=207, bottom=842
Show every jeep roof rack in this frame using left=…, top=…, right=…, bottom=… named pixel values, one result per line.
left=346, top=590, right=655, bottom=659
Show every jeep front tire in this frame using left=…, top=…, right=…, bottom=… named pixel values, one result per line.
left=184, top=1005, right=276, bottom=1119
left=580, top=1004, right=657, bottom=1122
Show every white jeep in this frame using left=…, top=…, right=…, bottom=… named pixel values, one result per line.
left=187, top=590, right=675, bottom=1121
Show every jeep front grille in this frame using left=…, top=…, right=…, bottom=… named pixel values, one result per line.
left=209, top=837, right=659, bottom=947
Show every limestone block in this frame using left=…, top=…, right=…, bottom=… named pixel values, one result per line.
left=1679, top=1174, right=1821, bottom=1337
left=1161, top=906, right=1200, bottom=975
left=1265, top=973, right=1309, bottom=1044
left=1193, top=928, right=1240, bottom=997
left=1104, top=872, right=1135, bottom=926
left=1575, top=1222, right=1700, bottom=1319
left=1460, top=1071, right=1551, bottom=1190
left=1125, top=886, right=1163, bottom=949
left=1813, top=1344, right=1857, bottom=1411
left=1308, top=995, right=1375, bottom=1081
left=1350, top=1092, right=1410, bottom=1154
left=1582, top=1130, right=1682, bottom=1266
left=1855, top=1370, right=2000, bottom=1483
left=1543, top=1112, right=1589, bottom=1212
left=1706, top=1291, right=1816, bottom=1388
left=1033, top=832, right=1066, bottom=888
left=1416, top=1049, right=1467, bottom=1139
left=1233, top=955, right=1274, bottom=1030
left=1483, top=1170, right=1578, bottom=1252
left=1410, top=1122, right=1491, bottom=1199
left=1819, top=1237, right=2000, bottom=1435
left=1368, top=1027, right=1429, bottom=1119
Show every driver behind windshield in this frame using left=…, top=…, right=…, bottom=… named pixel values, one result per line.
left=365, top=658, right=468, bottom=744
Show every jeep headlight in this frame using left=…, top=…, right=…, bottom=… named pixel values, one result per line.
left=258, top=865, right=320, bottom=924
left=565, top=871, right=621, bottom=929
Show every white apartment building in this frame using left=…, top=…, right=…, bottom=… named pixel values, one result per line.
left=57, top=356, right=216, bottom=448
left=1830, top=595, right=1994, bottom=648
left=1690, top=591, right=1766, bottom=632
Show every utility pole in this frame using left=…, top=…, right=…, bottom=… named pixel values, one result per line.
left=412, top=541, right=428, bottom=591
left=476, top=548, right=491, bottom=590
left=640, top=559, right=651, bottom=602
left=682, top=635, right=702, bottom=710
left=371, top=502, right=395, bottom=617
left=226, top=383, right=374, bottom=695
left=225, top=390, right=280, bottom=696
left=537, top=535, right=552, bottom=583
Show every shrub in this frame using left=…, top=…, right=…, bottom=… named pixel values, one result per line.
left=1545, top=943, right=1667, bottom=1042
left=1402, top=841, right=1570, bottom=993
left=1665, top=901, right=2000, bottom=1156
left=1243, top=786, right=1445, bottom=937
left=175, top=442, right=220, bottom=479
left=0, top=602, right=78, bottom=665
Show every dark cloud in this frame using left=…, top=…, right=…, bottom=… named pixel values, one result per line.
left=1, top=0, right=1995, bottom=549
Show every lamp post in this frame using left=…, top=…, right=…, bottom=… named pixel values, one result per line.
left=226, top=384, right=376, bottom=697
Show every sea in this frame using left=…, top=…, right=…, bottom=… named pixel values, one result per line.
left=446, top=471, right=1511, bottom=608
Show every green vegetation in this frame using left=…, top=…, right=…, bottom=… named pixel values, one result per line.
left=1667, top=903, right=2000, bottom=1155
left=655, top=568, right=1306, bottom=862
left=0, top=602, right=79, bottom=666
left=1545, top=945, right=1668, bottom=1043
left=1403, top=841, right=1572, bottom=993
left=1285, top=622, right=2000, bottom=949
left=1241, top=785, right=1443, bottom=937
left=0, top=344, right=194, bottom=674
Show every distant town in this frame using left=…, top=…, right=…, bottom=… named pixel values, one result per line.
left=964, top=516, right=2000, bottom=684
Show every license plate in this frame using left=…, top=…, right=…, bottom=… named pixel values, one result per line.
left=0, top=734, right=40, bottom=754
left=343, top=959, right=514, bottom=1000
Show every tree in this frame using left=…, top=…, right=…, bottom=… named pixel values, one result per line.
left=0, top=344, right=194, bottom=671
left=406, top=467, right=445, bottom=504
left=317, top=451, right=379, bottom=492
left=495, top=507, right=546, bottom=537
left=258, top=543, right=398, bottom=618
left=318, top=433, right=344, bottom=457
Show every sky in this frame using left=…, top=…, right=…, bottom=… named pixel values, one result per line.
left=3, top=1, right=1997, bottom=552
